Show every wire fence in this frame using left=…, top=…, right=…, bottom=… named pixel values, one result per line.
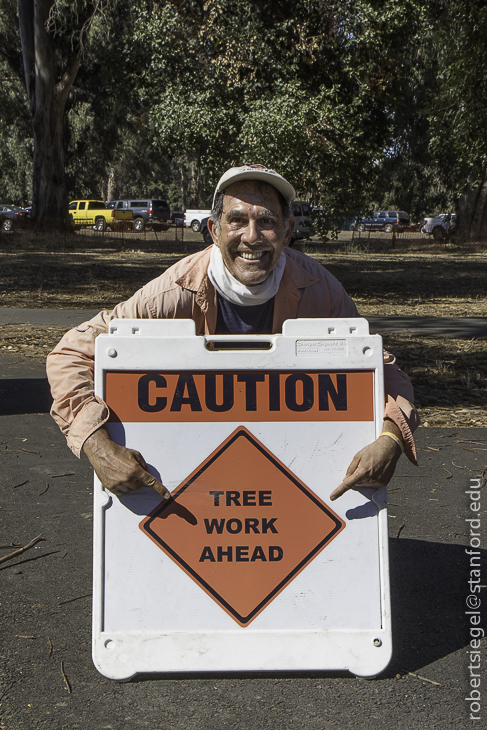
left=347, top=227, right=459, bottom=250
left=76, top=220, right=187, bottom=244
left=2, top=220, right=483, bottom=253
left=0, top=218, right=216, bottom=254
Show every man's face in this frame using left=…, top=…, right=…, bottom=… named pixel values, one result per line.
left=208, top=181, right=295, bottom=286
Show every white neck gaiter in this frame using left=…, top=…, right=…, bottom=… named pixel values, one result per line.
left=207, top=244, right=286, bottom=307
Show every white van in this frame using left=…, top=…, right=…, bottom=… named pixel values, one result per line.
left=291, top=200, right=312, bottom=241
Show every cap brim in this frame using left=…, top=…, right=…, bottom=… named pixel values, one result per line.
left=213, top=168, right=295, bottom=208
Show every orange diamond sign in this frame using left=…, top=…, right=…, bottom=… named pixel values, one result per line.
left=139, top=427, right=346, bottom=626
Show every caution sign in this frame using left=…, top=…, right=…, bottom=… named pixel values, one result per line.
left=106, top=370, right=374, bottom=423
left=139, top=427, right=345, bottom=627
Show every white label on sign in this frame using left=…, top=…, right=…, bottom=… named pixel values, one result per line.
left=296, top=339, right=348, bottom=357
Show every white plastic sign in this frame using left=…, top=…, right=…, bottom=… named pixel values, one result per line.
left=93, top=318, right=391, bottom=679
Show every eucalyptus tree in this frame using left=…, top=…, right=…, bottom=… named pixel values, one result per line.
left=15, top=0, right=147, bottom=229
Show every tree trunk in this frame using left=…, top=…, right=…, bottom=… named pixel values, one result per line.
left=17, top=0, right=80, bottom=231
left=179, top=165, right=187, bottom=211
left=455, top=170, right=487, bottom=241
left=106, top=168, right=116, bottom=202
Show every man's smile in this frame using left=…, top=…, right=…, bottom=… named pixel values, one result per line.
left=239, top=251, right=265, bottom=260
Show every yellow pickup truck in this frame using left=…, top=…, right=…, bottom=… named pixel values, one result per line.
left=68, top=200, right=133, bottom=231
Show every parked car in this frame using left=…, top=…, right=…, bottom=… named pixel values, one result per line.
left=421, top=213, right=456, bottom=240
left=199, top=217, right=213, bottom=245
left=291, top=200, right=313, bottom=241
left=106, top=199, right=171, bottom=232
left=184, top=209, right=212, bottom=232
left=68, top=200, right=133, bottom=231
left=0, top=204, right=30, bottom=231
left=352, top=210, right=410, bottom=233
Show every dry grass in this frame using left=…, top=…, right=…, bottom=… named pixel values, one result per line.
left=1, top=232, right=486, bottom=428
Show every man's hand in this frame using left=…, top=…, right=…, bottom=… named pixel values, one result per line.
left=83, top=427, right=170, bottom=499
left=330, top=433, right=402, bottom=501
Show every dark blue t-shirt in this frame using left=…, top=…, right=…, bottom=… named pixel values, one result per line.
left=215, top=294, right=274, bottom=335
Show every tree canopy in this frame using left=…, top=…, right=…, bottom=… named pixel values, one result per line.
left=1, top=0, right=487, bottom=236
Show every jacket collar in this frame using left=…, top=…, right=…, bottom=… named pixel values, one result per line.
left=272, top=249, right=319, bottom=331
left=175, top=245, right=318, bottom=334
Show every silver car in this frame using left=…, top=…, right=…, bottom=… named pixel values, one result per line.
left=421, top=213, right=455, bottom=240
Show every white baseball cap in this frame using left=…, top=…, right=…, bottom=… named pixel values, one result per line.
left=212, top=164, right=296, bottom=208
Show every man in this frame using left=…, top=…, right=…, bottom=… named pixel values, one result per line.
left=47, top=164, right=418, bottom=502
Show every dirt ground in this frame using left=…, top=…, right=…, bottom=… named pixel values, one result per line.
left=1, top=231, right=486, bottom=428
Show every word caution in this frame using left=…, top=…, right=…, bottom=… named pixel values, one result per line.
left=107, top=370, right=374, bottom=422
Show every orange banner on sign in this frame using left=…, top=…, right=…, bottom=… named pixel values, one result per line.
left=106, top=370, right=374, bottom=423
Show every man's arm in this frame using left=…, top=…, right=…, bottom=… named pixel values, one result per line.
left=83, top=427, right=170, bottom=499
left=47, top=315, right=170, bottom=498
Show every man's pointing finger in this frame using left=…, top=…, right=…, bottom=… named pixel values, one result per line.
left=330, top=467, right=367, bottom=501
left=143, top=472, right=171, bottom=500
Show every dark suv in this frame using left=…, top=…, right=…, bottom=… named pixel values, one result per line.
left=352, top=210, right=410, bottom=233
left=106, top=199, right=171, bottom=232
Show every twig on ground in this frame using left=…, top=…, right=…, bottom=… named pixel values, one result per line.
left=15, top=635, right=35, bottom=639
left=452, top=462, right=464, bottom=469
left=11, top=480, right=29, bottom=489
left=405, top=670, right=441, bottom=686
left=4, top=447, right=40, bottom=455
left=426, top=446, right=440, bottom=451
left=61, top=661, right=72, bottom=694
left=0, top=682, right=14, bottom=702
left=51, top=473, right=75, bottom=478
left=48, top=637, right=53, bottom=658
left=39, top=483, right=50, bottom=496
left=0, top=542, right=22, bottom=549
left=396, top=523, right=406, bottom=538
left=59, top=593, right=92, bottom=606
left=442, top=467, right=452, bottom=478
left=394, top=474, right=434, bottom=478
left=0, top=535, right=45, bottom=565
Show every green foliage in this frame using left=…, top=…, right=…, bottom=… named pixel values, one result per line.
left=3, top=0, right=487, bottom=229
left=427, top=1, right=487, bottom=192
left=0, top=0, right=32, bottom=204
left=140, top=0, right=426, bottom=222
left=0, top=59, right=33, bottom=205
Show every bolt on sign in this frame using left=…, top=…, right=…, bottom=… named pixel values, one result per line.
left=93, top=319, right=392, bottom=680
left=139, top=427, right=345, bottom=627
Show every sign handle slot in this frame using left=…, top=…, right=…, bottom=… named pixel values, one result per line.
left=205, top=340, right=273, bottom=351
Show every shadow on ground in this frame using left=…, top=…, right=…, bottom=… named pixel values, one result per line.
left=387, top=537, right=486, bottom=676
left=0, top=378, right=52, bottom=414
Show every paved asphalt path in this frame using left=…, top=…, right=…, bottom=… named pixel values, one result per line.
left=0, top=310, right=486, bottom=729
left=1, top=308, right=487, bottom=338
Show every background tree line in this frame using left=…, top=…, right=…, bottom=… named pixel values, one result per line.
left=1, top=0, right=486, bottom=238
